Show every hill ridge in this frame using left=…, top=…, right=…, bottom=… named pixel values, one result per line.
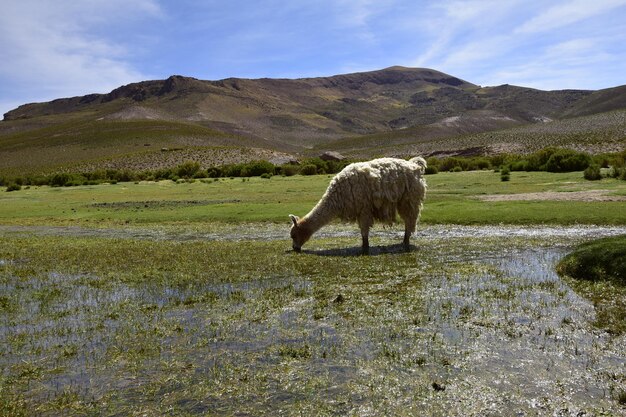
left=1, top=66, right=625, bottom=175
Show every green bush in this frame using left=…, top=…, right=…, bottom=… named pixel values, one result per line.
left=325, top=160, right=349, bottom=174
left=206, top=167, right=221, bottom=178
left=300, top=164, right=318, bottom=175
left=280, top=164, right=300, bottom=176
left=424, top=166, right=438, bottom=175
left=6, top=183, right=21, bottom=192
left=222, top=164, right=245, bottom=177
left=439, top=157, right=464, bottom=172
left=49, top=173, right=73, bottom=187
left=426, top=157, right=441, bottom=170
left=301, top=158, right=329, bottom=174
left=176, top=161, right=201, bottom=179
left=500, top=166, right=510, bottom=182
left=545, top=149, right=591, bottom=172
left=152, top=168, right=174, bottom=180
left=583, top=164, right=602, bottom=181
left=240, top=160, right=275, bottom=177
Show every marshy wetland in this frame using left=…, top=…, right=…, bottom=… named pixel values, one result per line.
left=1, top=172, right=626, bottom=415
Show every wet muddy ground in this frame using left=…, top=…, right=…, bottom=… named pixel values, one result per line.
left=1, top=223, right=625, bottom=243
left=1, top=224, right=625, bottom=415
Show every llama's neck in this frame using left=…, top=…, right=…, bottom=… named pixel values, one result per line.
left=300, top=198, right=337, bottom=234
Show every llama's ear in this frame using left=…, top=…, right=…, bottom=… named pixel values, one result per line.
left=289, top=214, right=299, bottom=226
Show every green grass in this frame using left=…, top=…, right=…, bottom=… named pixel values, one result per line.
left=2, top=170, right=626, bottom=414
left=557, top=235, right=626, bottom=283
left=1, top=170, right=625, bottom=226
left=2, top=232, right=625, bottom=415
left=557, top=235, right=626, bottom=335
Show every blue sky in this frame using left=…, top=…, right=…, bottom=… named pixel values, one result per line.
left=1, top=0, right=626, bottom=117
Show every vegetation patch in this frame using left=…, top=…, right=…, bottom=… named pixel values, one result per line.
left=557, top=235, right=626, bottom=283
left=1, top=232, right=625, bottom=415
left=557, top=235, right=626, bottom=335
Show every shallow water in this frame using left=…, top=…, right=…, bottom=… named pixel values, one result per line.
left=1, top=223, right=626, bottom=243
left=1, top=226, right=625, bottom=415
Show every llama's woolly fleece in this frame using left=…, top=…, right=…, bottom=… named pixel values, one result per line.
left=290, top=157, right=427, bottom=250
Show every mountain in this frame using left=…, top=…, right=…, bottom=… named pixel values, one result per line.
left=1, top=66, right=625, bottom=174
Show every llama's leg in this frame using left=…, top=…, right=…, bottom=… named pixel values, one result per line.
left=361, top=233, right=370, bottom=254
left=399, top=202, right=417, bottom=250
left=403, top=222, right=415, bottom=249
left=358, top=215, right=372, bottom=255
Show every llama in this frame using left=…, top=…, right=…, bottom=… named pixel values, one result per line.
left=289, top=157, right=427, bottom=253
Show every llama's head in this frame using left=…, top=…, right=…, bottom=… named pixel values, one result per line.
left=289, top=214, right=312, bottom=252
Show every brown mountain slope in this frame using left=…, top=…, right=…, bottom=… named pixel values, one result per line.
left=1, top=66, right=626, bottom=174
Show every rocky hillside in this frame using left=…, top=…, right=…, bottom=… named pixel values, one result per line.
left=1, top=66, right=625, bottom=174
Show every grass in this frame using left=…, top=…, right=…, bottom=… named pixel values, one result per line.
left=1, top=170, right=625, bottom=226
left=2, top=233, right=625, bottom=415
left=557, top=235, right=626, bottom=335
left=0, top=117, right=254, bottom=176
left=1, top=170, right=626, bottom=415
left=557, top=235, right=626, bottom=283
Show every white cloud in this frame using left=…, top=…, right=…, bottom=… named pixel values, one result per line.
left=332, top=0, right=396, bottom=28
left=481, top=33, right=623, bottom=90
left=0, top=0, right=162, bottom=114
left=406, top=0, right=626, bottom=90
left=411, top=0, right=524, bottom=68
left=515, top=0, right=626, bottom=34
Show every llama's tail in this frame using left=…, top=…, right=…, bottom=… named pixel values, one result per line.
left=409, top=156, right=427, bottom=173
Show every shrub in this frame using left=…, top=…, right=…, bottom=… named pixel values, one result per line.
left=439, top=157, right=464, bottom=172
left=83, top=170, right=107, bottom=182
left=300, top=164, right=318, bottom=175
left=25, top=175, right=49, bottom=186
left=545, top=149, right=591, bottom=172
left=222, top=163, right=245, bottom=177
left=468, top=157, right=491, bottom=170
left=176, top=161, right=201, bottom=179
left=240, top=160, right=275, bottom=177
left=325, top=160, right=348, bottom=174
left=509, top=160, right=528, bottom=171
left=49, top=173, right=72, bottom=187
left=207, top=167, right=222, bottom=178
left=260, top=173, right=272, bottom=179
left=583, top=164, right=602, bottom=181
left=426, top=157, right=441, bottom=170
left=500, top=166, right=510, bottom=182
left=301, top=158, right=329, bottom=174
left=6, top=183, right=21, bottom=192
left=424, top=166, right=438, bottom=175
left=451, top=166, right=463, bottom=172
left=280, top=164, right=299, bottom=176
left=489, top=154, right=507, bottom=168
left=153, top=168, right=174, bottom=181
left=108, top=169, right=136, bottom=183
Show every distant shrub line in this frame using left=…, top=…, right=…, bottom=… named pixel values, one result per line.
left=2, top=148, right=625, bottom=191
left=425, top=148, right=626, bottom=180
left=1, top=158, right=351, bottom=191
